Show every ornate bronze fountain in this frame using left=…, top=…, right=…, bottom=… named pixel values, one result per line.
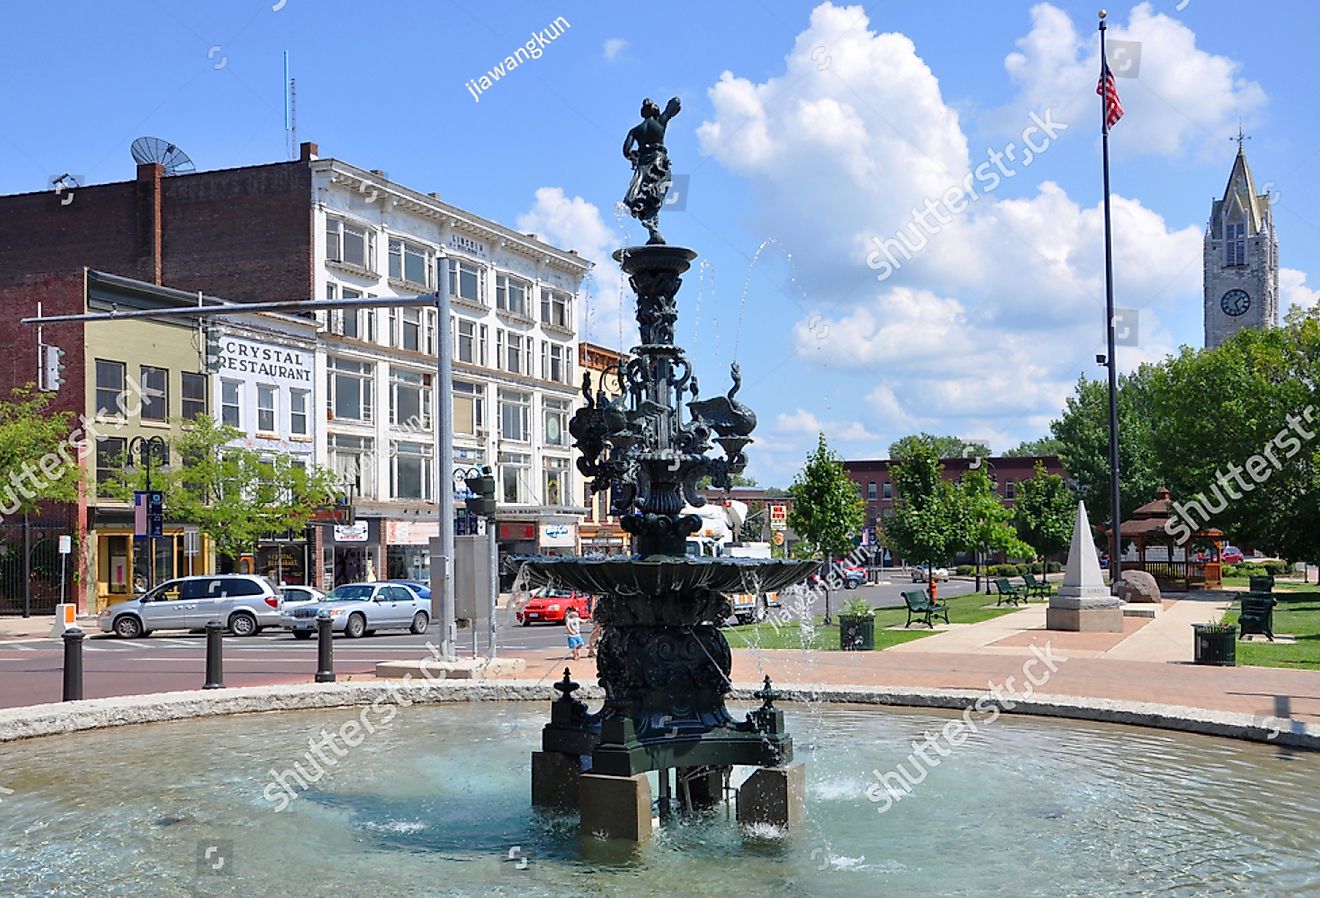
left=519, top=97, right=816, bottom=838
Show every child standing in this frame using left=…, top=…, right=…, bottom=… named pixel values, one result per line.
left=565, top=608, right=584, bottom=661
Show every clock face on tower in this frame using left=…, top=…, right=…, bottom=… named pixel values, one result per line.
left=1221, top=289, right=1252, bottom=317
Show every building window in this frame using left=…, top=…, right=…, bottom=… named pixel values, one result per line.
left=541, top=289, right=571, bottom=329
left=1226, top=221, right=1246, bottom=266
left=882, top=481, right=892, bottom=500
left=495, top=274, right=531, bottom=317
left=220, top=379, right=241, bottom=427
left=390, top=368, right=431, bottom=431
left=181, top=372, right=207, bottom=421
left=867, top=481, right=877, bottom=500
left=448, top=258, right=485, bottom=305
left=96, top=436, right=126, bottom=485
left=139, top=365, right=168, bottom=422
left=388, top=237, right=432, bottom=287
left=326, top=217, right=374, bottom=270
left=496, top=330, right=531, bottom=376
left=327, top=356, right=373, bottom=423
left=454, top=317, right=488, bottom=366
left=544, top=456, right=570, bottom=506
left=290, top=389, right=309, bottom=436
left=95, top=359, right=126, bottom=416
left=256, top=384, right=277, bottom=434
left=498, top=451, right=531, bottom=504
left=328, top=434, right=375, bottom=499
left=392, top=441, right=433, bottom=500
left=541, top=341, right=571, bottom=384
left=326, top=284, right=375, bottom=341
left=544, top=397, right=569, bottom=447
left=389, top=307, right=434, bottom=354
left=454, top=381, right=485, bottom=436
left=499, top=389, right=530, bottom=442
left=1005, top=479, right=1016, bottom=500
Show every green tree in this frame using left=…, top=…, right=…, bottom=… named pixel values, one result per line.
left=885, top=441, right=974, bottom=588
left=889, top=433, right=990, bottom=460
left=1147, top=316, right=1319, bottom=564
left=1049, top=367, right=1161, bottom=534
left=697, top=472, right=758, bottom=490
left=787, top=433, right=864, bottom=624
left=0, top=385, right=82, bottom=516
left=104, top=416, right=340, bottom=564
left=961, top=466, right=1034, bottom=576
left=1004, top=437, right=1065, bottom=457
left=1013, top=462, right=1075, bottom=562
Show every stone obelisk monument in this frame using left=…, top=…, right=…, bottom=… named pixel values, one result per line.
left=1046, top=501, right=1124, bottom=632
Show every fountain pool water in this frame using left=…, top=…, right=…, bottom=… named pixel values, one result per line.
left=2, top=703, right=1316, bottom=896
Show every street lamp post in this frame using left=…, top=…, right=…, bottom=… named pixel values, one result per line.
left=969, top=457, right=996, bottom=593
left=127, top=435, right=168, bottom=591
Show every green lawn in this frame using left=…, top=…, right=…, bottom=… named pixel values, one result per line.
left=1221, top=583, right=1320, bottom=670
left=724, top=590, right=1022, bottom=652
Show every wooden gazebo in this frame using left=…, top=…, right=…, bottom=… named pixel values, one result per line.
left=1115, top=487, right=1224, bottom=591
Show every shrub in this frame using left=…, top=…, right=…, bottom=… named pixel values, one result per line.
left=842, top=597, right=874, bottom=617
left=955, top=564, right=975, bottom=576
left=1046, top=561, right=1063, bottom=573
left=1263, top=559, right=1290, bottom=576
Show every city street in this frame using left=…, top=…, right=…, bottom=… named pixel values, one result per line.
left=0, top=574, right=976, bottom=708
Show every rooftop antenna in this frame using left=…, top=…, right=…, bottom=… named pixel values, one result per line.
left=130, top=137, right=196, bottom=175
left=284, top=50, right=297, bottom=160
left=1232, top=119, right=1251, bottom=152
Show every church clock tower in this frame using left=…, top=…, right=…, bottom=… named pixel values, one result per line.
left=1204, top=140, right=1278, bottom=348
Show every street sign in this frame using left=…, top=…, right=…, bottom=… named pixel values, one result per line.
left=183, top=527, right=201, bottom=558
left=769, top=504, right=787, bottom=531
left=58, top=535, right=72, bottom=555
left=772, top=531, right=785, bottom=547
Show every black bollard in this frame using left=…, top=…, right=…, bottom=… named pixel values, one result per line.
left=203, top=620, right=224, bottom=689
left=62, top=627, right=84, bottom=702
left=314, top=612, right=335, bottom=683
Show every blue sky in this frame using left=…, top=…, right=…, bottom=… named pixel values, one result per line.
left=3, top=1, right=1318, bottom=485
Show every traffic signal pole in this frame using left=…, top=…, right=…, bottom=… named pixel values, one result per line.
left=434, top=280, right=457, bottom=662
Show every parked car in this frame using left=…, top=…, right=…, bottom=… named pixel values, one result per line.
left=282, top=582, right=430, bottom=639
left=911, top=564, right=950, bottom=583
left=382, top=579, right=431, bottom=601
left=516, top=587, right=593, bottom=626
left=98, top=574, right=283, bottom=639
left=1221, top=545, right=1245, bottom=564
left=280, top=585, right=326, bottom=612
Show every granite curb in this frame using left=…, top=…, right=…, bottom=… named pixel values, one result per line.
left=0, top=678, right=1314, bottom=751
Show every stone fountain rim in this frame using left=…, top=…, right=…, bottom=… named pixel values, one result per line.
left=0, top=678, right=1314, bottom=751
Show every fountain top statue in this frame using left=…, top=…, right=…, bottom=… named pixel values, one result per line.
left=623, top=96, right=681, bottom=244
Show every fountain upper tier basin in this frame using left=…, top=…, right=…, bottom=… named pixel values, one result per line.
left=513, top=555, right=818, bottom=598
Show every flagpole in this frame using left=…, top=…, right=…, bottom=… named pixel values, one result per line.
left=1099, top=9, right=1123, bottom=594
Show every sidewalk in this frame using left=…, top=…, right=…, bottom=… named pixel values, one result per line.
left=0, top=614, right=99, bottom=641
left=478, top=590, right=1319, bottom=732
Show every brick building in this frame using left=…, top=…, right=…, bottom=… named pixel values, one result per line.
left=0, top=142, right=590, bottom=608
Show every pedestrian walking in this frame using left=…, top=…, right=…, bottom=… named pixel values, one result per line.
left=565, top=608, right=584, bottom=661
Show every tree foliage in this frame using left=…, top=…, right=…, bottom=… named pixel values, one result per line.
left=0, top=385, right=81, bottom=516
left=884, top=441, right=974, bottom=568
left=1003, top=437, right=1065, bottom=458
left=1013, top=462, right=1075, bottom=560
left=786, top=433, right=864, bottom=560
left=961, top=466, right=1034, bottom=560
left=1049, top=367, right=1162, bottom=529
left=104, top=416, right=340, bottom=562
left=888, top=433, right=989, bottom=461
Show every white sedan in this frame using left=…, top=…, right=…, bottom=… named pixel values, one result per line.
left=911, top=565, right=950, bottom=583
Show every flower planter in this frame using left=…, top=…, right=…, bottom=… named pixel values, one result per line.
left=1192, top=623, right=1237, bottom=666
left=839, top=614, right=875, bottom=651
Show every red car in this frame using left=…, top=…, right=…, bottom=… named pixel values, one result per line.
left=516, top=588, right=594, bottom=626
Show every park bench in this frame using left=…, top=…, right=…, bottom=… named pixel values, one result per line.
left=1238, top=591, right=1278, bottom=642
left=1023, top=572, right=1054, bottom=598
left=993, top=577, right=1027, bottom=607
left=902, top=589, right=949, bottom=629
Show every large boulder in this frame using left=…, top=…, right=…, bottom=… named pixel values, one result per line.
left=1118, top=569, right=1161, bottom=604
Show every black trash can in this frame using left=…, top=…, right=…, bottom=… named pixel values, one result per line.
left=839, top=615, right=875, bottom=651
left=1192, top=623, right=1237, bottom=666
left=1249, top=575, right=1275, bottom=594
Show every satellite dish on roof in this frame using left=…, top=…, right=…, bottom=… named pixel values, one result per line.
left=130, top=137, right=196, bottom=175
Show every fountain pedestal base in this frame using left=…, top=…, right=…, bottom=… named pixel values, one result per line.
left=580, top=772, right=655, bottom=842
left=736, top=763, right=806, bottom=831
left=531, top=750, right=582, bottom=812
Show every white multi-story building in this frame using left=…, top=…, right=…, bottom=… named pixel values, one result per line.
left=309, top=159, right=592, bottom=584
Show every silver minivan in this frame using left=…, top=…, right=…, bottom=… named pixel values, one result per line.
left=97, top=575, right=283, bottom=638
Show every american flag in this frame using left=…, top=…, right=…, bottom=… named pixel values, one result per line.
left=1097, top=55, right=1124, bottom=130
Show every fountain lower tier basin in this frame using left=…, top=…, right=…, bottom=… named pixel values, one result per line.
left=514, top=555, right=819, bottom=599
left=2, top=702, right=1316, bottom=896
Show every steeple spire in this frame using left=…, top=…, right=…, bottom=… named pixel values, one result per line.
left=1232, top=120, right=1251, bottom=153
